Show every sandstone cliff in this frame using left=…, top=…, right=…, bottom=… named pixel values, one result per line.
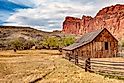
left=62, top=4, right=124, bottom=40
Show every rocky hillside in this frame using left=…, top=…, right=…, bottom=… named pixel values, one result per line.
left=62, top=4, right=124, bottom=40
left=0, top=26, right=80, bottom=50
left=0, top=26, right=63, bottom=43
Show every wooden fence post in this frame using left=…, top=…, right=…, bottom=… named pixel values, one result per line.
left=85, top=58, right=91, bottom=72
left=68, top=53, right=71, bottom=61
left=75, top=54, right=78, bottom=64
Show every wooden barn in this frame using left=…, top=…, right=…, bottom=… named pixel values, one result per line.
left=62, top=28, right=118, bottom=58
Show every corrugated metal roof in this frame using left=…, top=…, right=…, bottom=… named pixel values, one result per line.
left=62, top=28, right=104, bottom=51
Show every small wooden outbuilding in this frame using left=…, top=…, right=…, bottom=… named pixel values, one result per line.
left=62, top=28, right=118, bottom=58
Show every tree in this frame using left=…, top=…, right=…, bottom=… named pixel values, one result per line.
left=40, top=36, right=60, bottom=49
left=40, top=36, right=75, bottom=50
left=62, top=36, right=75, bottom=46
left=10, top=39, right=24, bottom=50
left=119, top=39, right=124, bottom=47
left=23, top=40, right=35, bottom=50
left=122, top=40, right=124, bottom=47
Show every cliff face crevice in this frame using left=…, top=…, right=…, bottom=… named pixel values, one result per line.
left=62, top=4, right=124, bottom=40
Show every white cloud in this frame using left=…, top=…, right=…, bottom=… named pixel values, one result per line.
left=8, top=0, right=46, bottom=7
left=4, top=0, right=124, bottom=31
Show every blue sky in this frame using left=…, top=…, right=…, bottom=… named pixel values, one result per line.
left=0, top=0, right=124, bottom=31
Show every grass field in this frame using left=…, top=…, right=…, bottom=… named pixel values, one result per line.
left=0, top=50, right=124, bottom=83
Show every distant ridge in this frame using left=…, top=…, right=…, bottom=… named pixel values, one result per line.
left=0, top=26, right=63, bottom=42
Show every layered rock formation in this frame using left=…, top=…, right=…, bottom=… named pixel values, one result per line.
left=62, top=4, right=124, bottom=40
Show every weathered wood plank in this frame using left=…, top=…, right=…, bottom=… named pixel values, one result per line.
left=92, top=65, right=124, bottom=70
left=91, top=60, right=124, bottom=64
left=91, top=61, right=124, bottom=66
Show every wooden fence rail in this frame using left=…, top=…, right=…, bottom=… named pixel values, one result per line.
left=64, top=55, right=124, bottom=78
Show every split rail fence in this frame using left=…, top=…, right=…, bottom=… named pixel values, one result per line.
left=64, top=54, right=124, bottom=78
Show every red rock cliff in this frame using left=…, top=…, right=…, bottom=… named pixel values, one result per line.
left=62, top=4, right=124, bottom=40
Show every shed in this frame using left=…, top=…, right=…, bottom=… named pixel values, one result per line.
left=62, top=28, right=118, bottom=58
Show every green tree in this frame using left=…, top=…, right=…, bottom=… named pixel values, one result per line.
left=40, top=36, right=60, bottom=49
left=62, top=36, right=75, bottom=46
left=48, top=37, right=59, bottom=48
left=10, top=39, right=24, bottom=50
left=23, top=40, right=35, bottom=50
left=40, top=36, right=75, bottom=50
left=121, top=40, right=124, bottom=47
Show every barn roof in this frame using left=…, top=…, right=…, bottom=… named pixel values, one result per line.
left=62, top=28, right=117, bottom=51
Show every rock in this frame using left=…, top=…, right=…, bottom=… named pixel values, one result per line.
left=62, top=4, right=124, bottom=40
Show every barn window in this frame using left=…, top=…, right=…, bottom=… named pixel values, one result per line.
left=105, top=42, right=108, bottom=50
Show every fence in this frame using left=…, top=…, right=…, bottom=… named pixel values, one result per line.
left=118, top=47, right=124, bottom=57
left=64, top=55, right=124, bottom=78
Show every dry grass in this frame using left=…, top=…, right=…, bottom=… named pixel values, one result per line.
left=0, top=50, right=61, bottom=57
left=0, top=50, right=124, bottom=83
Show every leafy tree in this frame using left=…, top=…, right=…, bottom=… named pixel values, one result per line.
left=31, top=38, right=39, bottom=45
left=40, top=36, right=49, bottom=49
left=23, top=40, right=35, bottom=50
left=62, top=36, right=75, bottom=46
left=9, top=37, right=37, bottom=50
left=121, top=40, right=124, bottom=47
left=0, top=41, right=7, bottom=50
left=10, top=38, right=24, bottom=50
left=40, top=36, right=75, bottom=50
left=40, top=36, right=60, bottom=49
left=48, top=37, right=60, bottom=49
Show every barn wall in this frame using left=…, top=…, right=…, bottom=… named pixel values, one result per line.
left=94, top=29, right=118, bottom=57
left=73, top=29, right=118, bottom=58
left=73, top=43, right=92, bottom=58
left=62, top=50, right=72, bottom=57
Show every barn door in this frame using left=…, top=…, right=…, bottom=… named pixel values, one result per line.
left=103, top=42, right=111, bottom=57
left=108, top=42, right=111, bottom=57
